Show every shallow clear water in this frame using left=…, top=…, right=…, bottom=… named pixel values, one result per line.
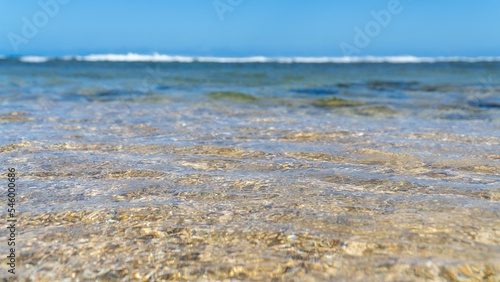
left=1, top=61, right=499, bottom=280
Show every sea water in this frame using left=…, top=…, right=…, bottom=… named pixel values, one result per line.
left=1, top=57, right=499, bottom=280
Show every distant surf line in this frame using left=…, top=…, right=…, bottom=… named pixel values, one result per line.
left=4, top=53, right=500, bottom=64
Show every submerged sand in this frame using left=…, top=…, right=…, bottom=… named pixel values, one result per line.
left=1, top=101, right=499, bottom=281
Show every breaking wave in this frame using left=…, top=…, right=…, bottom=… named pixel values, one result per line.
left=5, top=53, right=500, bottom=63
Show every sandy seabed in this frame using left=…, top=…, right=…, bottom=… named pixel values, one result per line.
left=1, top=103, right=499, bottom=281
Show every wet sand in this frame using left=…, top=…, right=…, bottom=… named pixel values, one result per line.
left=1, top=101, right=499, bottom=281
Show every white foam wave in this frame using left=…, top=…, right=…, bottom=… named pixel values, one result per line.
left=19, top=56, right=50, bottom=63
left=14, top=53, right=500, bottom=63
left=70, top=53, right=196, bottom=63
left=64, top=54, right=500, bottom=63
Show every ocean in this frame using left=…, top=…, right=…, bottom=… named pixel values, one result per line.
left=1, top=55, right=499, bottom=280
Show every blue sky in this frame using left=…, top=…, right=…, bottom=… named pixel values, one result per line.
left=1, top=0, right=500, bottom=57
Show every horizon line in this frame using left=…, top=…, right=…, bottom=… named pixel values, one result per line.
left=3, top=53, right=500, bottom=64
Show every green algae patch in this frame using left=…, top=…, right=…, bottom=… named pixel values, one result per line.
left=208, top=91, right=259, bottom=102
left=335, top=83, right=350, bottom=88
left=354, top=106, right=399, bottom=116
left=311, top=97, right=363, bottom=108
